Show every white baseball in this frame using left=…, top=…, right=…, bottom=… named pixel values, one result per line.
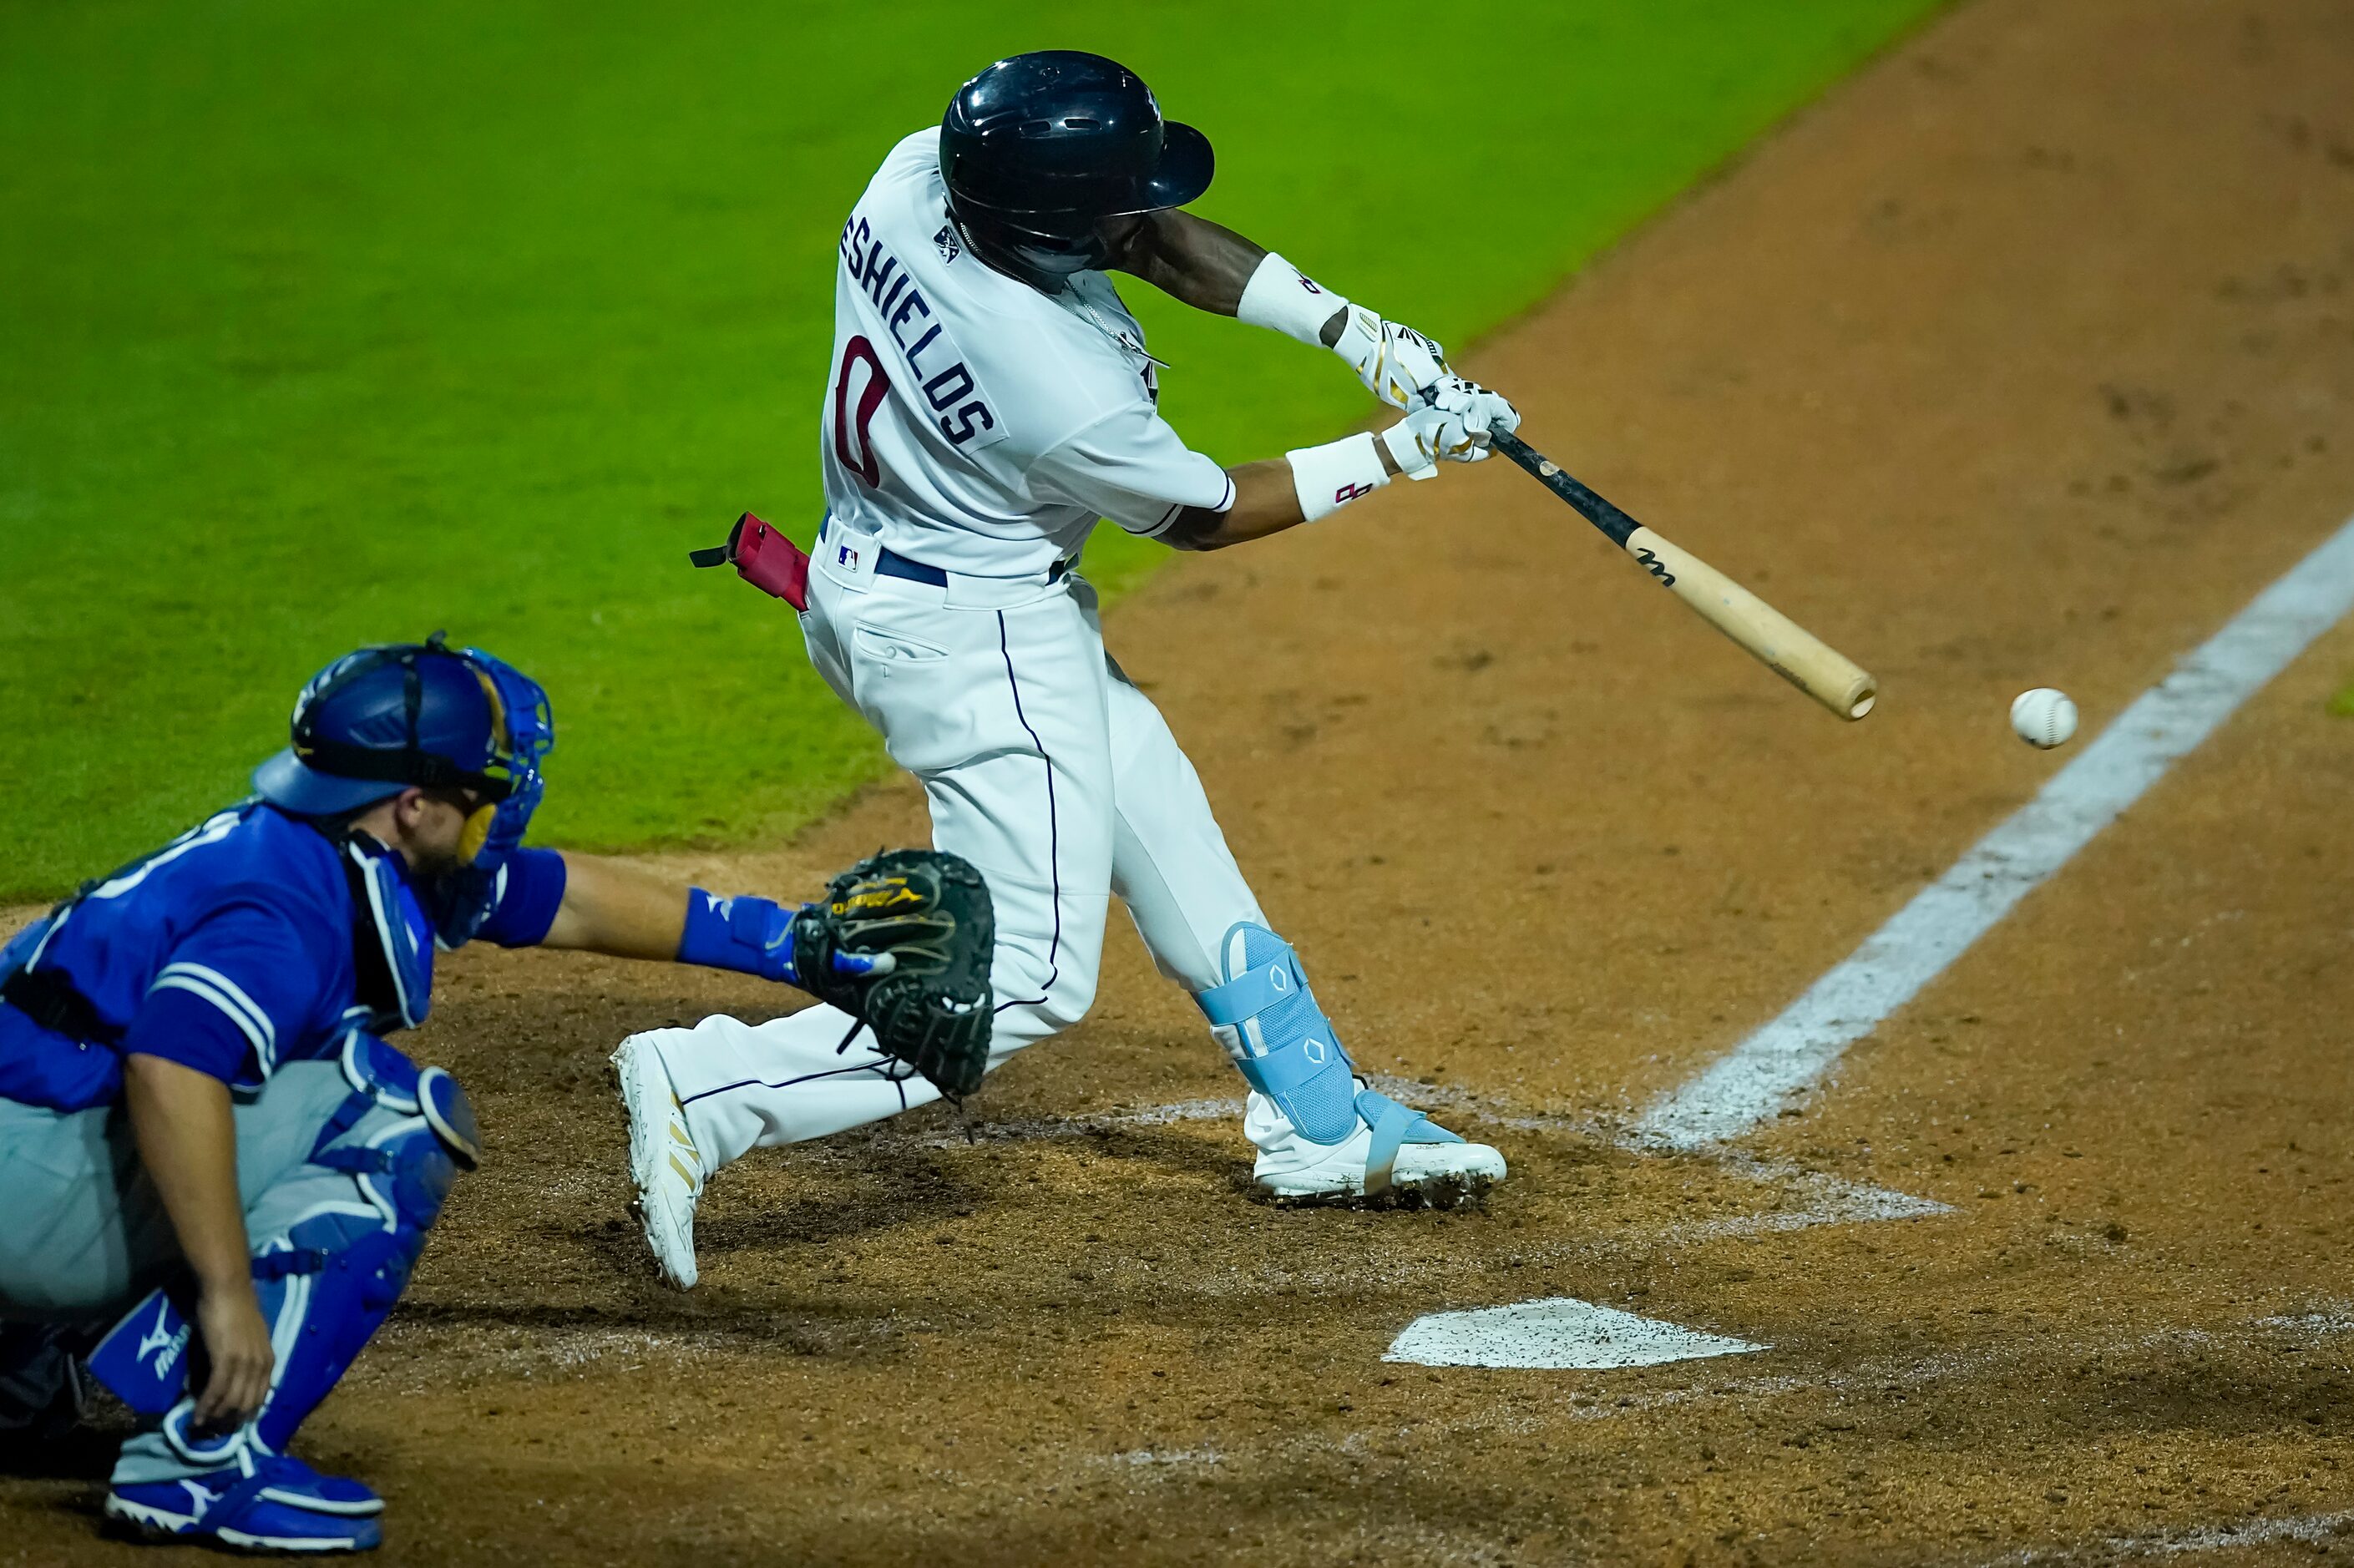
left=2009, top=687, right=2078, bottom=749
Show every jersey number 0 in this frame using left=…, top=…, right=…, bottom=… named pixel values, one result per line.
left=833, top=336, right=890, bottom=488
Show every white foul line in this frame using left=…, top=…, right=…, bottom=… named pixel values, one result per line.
left=1640, top=513, right=2354, bottom=1150
left=1982, top=1510, right=2354, bottom=1565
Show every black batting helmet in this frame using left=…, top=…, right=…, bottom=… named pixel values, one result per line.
left=939, top=50, right=1213, bottom=292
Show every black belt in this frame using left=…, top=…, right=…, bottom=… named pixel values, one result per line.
left=878, top=549, right=949, bottom=588
left=818, top=518, right=1071, bottom=588
left=0, top=965, right=117, bottom=1045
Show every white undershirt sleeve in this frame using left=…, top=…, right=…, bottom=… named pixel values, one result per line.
left=1027, top=400, right=1236, bottom=538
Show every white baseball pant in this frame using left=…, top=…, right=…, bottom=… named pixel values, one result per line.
left=643, top=522, right=1282, bottom=1172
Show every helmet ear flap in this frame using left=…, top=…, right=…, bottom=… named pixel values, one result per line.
left=944, top=200, right=1111, bottom=293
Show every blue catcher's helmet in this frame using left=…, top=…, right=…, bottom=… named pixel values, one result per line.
left=252, top=633, right=554, bottom=823
left=939, top=50, right=1213, bottom=293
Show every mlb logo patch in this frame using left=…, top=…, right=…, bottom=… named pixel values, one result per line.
left=836, top=544, right=860, bottom=570
left=934, top=225, right=961, bottom=265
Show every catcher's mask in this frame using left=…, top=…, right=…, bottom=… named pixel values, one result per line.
left=253, top=633, right=554, bottom=867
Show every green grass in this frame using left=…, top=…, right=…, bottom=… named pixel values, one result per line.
left=0, top=0, right=1939, bottom=899
left=2331, top=682, right=2354, bottom=717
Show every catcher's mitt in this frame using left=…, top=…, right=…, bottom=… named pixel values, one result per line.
left=793, top=849, right=995, bottom=1100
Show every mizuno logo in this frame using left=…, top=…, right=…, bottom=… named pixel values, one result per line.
left=136, top=1299, right=190, bottom=1379
left=840, top=881, right=921, bottom=912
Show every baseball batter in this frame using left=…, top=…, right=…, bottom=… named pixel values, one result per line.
left=615, top=50, right=1521, bottom=1288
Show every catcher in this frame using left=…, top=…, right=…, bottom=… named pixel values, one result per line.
left=0, top=636, right=987, bottom=1554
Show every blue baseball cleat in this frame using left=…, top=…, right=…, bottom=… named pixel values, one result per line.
left=105, top=1456, right=383, bottom=1552
left=256, top=1455, right=383, bottom=1518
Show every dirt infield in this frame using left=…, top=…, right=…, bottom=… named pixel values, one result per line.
left=8, top=0, right=2354, bottom=1561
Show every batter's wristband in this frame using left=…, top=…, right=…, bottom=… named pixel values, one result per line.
left=1238, top=253, right=1347, bottom=348
left=1287, top=431, right=1390, bottom=523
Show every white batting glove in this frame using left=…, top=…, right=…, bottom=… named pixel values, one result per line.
left=1429, top=375, right=1520, bottom=431
left=1333, top=306, right=1453, bottom=411
left=1379, top=377, right=1521, bottom=478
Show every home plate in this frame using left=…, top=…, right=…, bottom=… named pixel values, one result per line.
left=1384, top=1297, right=1767, bottom=1370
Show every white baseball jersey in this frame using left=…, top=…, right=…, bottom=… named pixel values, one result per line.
left=818, top=129, right=1235, bottom=577
left=626, top=131, right=1501, bottom=1225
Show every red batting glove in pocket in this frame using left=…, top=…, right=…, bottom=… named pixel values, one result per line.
left=688, top=513, right=810, bottom=611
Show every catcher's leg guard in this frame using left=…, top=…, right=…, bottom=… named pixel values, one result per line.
left=1195, top=923, right=1359, bottom=1146
left=126, top=1212, right=418, bottom=1500
left=103, top=1036, right=472, bottom=1500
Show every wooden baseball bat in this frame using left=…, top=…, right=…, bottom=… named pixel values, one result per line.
left=1489, top=428, right=1877, bottom=721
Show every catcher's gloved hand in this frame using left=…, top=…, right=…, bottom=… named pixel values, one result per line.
left=792, top=849, right=995, bottom=1100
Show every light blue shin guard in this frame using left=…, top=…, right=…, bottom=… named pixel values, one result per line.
left=1194, top=923, right=1360, bottom=1146
left=1351, top=1085, right=1464, bottom=1195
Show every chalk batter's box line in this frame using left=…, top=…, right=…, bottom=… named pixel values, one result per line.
left=1638, top=508, right=2354, bottom=1151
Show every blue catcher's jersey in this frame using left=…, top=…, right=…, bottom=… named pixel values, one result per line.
left=0, top=802, right=564, bottom=1113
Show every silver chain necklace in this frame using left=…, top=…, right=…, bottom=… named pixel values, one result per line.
left=1064, top=279, right=1171, bottom=370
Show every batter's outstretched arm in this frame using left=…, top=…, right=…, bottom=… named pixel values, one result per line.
left=1112, top=215, right=1471, bottom=412
left=1106, top=214, right=1517, bottom=547
left=1162, top=385, right=1516, bottom=551
left=1163, top=452, right=1388, bottom=551
left=1107, top=212, right=1344, bottom=347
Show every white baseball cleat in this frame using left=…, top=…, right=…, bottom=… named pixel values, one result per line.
left=1248, top=1087, right=1506, bottom=1204
left=611, top=1035, right=706, bottom=1288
